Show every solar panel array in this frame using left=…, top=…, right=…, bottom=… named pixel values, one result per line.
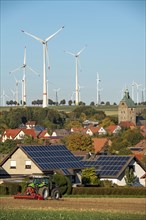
left=82, top=155, right=131, bottom=177
left=22, top=145, right=83, bottom=171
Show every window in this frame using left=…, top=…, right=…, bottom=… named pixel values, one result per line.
left=10, top=161, right=16, bottom=169
left=25, top=160, right=31, bottom=169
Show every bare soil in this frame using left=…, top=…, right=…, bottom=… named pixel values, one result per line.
left=0, top=197, right=146, bottom=214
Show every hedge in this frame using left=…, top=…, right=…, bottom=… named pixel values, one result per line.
left=0, top=183, right=146, bottom=196
left=72, top=186, right=146, bottom=196
left=0, top=182, right=21, bottom=195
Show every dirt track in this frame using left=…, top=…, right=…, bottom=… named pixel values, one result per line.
left=0, top=197, right=146, bottom=214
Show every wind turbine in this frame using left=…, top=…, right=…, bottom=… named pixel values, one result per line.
left=96, top=72, right=101, bottom=105
left=11, top=89, right=16, bottom=101
left=134, top=82, right=142, bottom=105
left=21, top=26, right=64, bottom=108
left=10, top=74, right=21, bottom=105
left=54, top=88, right=60, bottom=105
left=64, top=46, right=86, bottom=106
left=78, top=84, right=84, bottom=102
left=131, top=80, right=135, bottom=102
left=0, top=90, right=9, bottom=106
left=140, top=87, right=146, bottom=103
left=9, top=46, right=39, bottom=106
left=70, top=91, right=76, bottom=103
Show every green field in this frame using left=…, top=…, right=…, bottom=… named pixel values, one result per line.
left=0, top=209, right=144, bottom=220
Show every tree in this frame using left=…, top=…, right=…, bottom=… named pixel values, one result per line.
left=122, top=129, right=143, bottom=146
left=60, top=99, right=66, bottom=105
left=105, top=101, right=110, bottom=105
left=90, top=101, right=95, bottom=106
left=100, top=117, right=113, bottom=128
left=62, top=133, right=93, bottom=152
left=124, top=167, right=137, bottom=186
left=81, top=167, right=100, bottom=185
left=64, top=120, right=82, bottom=130
left=68, top=100, right=72, bottom=106
left=52, top=173, right=72, bottom=195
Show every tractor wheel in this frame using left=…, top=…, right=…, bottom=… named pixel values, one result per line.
left=38, top=187, right=49, bottom=200
left=51, top=189, right=60, bottom=200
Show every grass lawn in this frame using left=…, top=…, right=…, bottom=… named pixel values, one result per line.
left=0, top=209, right=145, bottom=220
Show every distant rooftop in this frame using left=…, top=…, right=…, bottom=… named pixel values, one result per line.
left=120, top=89, right=135, bottom=108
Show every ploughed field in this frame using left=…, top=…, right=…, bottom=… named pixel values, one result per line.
left=0, top=197, right=145, bottom=213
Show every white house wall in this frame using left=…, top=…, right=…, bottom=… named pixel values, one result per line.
left=2, top=148, right=42, bottom=175
left=100, top=159, right=146, bottom=186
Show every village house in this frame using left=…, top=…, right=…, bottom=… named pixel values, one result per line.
left=0, top=144, right=146, bottom=187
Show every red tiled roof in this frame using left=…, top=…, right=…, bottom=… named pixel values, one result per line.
left=71, top=127, right=86, bottom=133
left=26, top=121, right=36, bottom=125
left=21, top=129, right=38, bottom=139
left=132, top=152, right=144, bottom=161
left=38, top=130, right=50, bottom=139
left=106, top=125, right=121, bottom=134
left=3, top=129, right=22, bottom=139
left=92, top=137, right=111, bottom=153
left=87, top=126, right=100, bottom=134
left=119, top=121, right=135, bottom=128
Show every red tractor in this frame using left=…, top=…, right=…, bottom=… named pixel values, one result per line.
left=14, top=176, right=61, bottom=200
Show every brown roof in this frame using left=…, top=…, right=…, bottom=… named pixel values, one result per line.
left=87, top=126, right=100, bottom=134
left=92, top=138, right=111, bottom=153
left=119, top=121, right=135, bottom=128
left=106, top=125, right=121, bottom=134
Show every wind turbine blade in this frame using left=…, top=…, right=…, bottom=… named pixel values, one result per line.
left=21, top=30, right=43, bottom=43
left=9, top=67, right=21, bottom=74
left=27, top=65, right=40, bottom=76
left=45, top=26, right=64, bottom=42
left=46, top=43, right=51, bottom=70
left=64, top=50, right=75, bottom=56
left=77, top=46, right=86, bottom=56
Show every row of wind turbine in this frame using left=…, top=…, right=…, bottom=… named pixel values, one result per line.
left=21, top=26, right=64, bottom=108
left=9, top=47, right=39, bottom=106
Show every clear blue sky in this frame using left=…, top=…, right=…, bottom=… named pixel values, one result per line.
left=1, top=0, right=145, bottom=106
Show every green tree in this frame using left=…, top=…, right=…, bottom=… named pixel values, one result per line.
left=124, top=167, right=137, bottom=186
left=0, top=139, right=17, bottom=154
left=64, top=120, right=82, bottom=130
left=62, top=133, right=93, bottom=152
left=123, top=129, right=143, bottom=146
left=52, top=173, right=72, bottom=195
left=81, top=167, right=100, bottom=185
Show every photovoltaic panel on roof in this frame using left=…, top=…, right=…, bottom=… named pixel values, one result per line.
left=81, top=155, right=131, bottom=177
left=22, top=145, right=83, bottom=171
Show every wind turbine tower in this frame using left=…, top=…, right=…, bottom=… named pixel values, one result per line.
left=54, top=88, right=60, bottom=105
left=0, top=90, right=8, bottom=106
left=134, top=82, right=142, bottom=105
left=9, top=47, right=38, bottom=106
left=65, top=46, right=86, bottom=106
left=22, top=26, right=64, bottom=108
left=96, top=72, right=101, bottom=105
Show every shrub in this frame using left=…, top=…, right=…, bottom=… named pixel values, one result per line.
left=72, top=186, right=146, bottom=196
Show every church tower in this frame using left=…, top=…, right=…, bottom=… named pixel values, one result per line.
left=118, top=89, right=136, bottom=125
